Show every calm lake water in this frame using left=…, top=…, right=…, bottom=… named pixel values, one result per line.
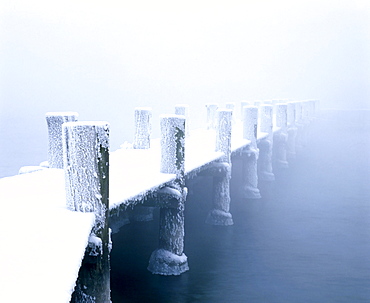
left=110, top=110, right=370, bottom=302
left=1, top=110, right=370, bottom=302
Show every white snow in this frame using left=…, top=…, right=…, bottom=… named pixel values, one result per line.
left=0, top=101, right=313, bottom=301
left=0, top=169, right=95, bottom=303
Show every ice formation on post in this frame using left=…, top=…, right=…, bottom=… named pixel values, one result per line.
left=133, top=107, right=152, bottom=149
left=205, top=103, right=218, bottom=130
left=175, top=104, right=190, bottom=136
left=148, top=114, right=189, bottom=275
left=240, top=101, right=250, bottom=119
left=46, top=112, right=78, bottom=168
left=274, top=103, right=289, bottom=169
left=132, top=107, right=154, bottom=221
left=62, top=121, right=110, bottom=303
left=206, top=109, right=233, bottom=226
left=241, top=106, right=261, bottom=199
left=294, top=101, right=304, bottom=151
left=225, top=102, right=236, bottom=124
left=258, top=104, right=275, bottom=181
left=287, top=102, right=297, bottom=160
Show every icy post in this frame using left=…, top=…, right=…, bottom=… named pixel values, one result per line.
left=240, top=101, right=250, bottom=119
left=225, top=102, right=236, bottom=124
left=133, top=107, right=152, bottom=149
left=206, top=109, right=234, bottom=226
left=254, top=100, right=262, bottom=107
left=274, top=103, right=289, bottom=168
left=206, top=103, right=218, bottom=130
left=287, top=102, right=297, bottom=160
left=175, top=104, right=190, bottom=136
left=148, top=115, right=189, bottom=275
left=258, top=104, right=275, bottom=181
left=63, top=121, right=111, bottom=303
left=294, top=101, right=304, bottom=151
left=241, top=106, right=261, bottom=199
left=46, top=112, right=78, bottom=168
left=132, top=107, right=154, bottom=221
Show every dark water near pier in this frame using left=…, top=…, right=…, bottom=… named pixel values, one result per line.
left=110, top=110, right=370, bottom=303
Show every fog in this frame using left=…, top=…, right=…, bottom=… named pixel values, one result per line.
left=0, top=0, right=370, bottom=175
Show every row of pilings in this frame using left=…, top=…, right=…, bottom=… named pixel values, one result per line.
left=32, top=99, right=319, bottom=303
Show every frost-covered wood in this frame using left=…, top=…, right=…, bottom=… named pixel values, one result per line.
left=225, top=102, right=236, bottom=124
left=175, top=104, right=190, bottom=136
left=241, top=105, right=261, bottom=199
left=149, top=115, right=189, bottom=275
left=133, top=107, right=152, bottom=149
left=287, top=102, right=297, bottom=160
left=46, top=112, right=78, bottom=168
left=205, top=103, right=218, bottom=130
left=274, top=103, right=289, bottom=168
left=206, top=109, right=233, bottom=226
left=63, top=121, right=110, bottom=303
left=258, top=104, right=275, bottom=181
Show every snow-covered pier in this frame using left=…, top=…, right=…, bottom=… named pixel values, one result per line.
left=0, top=100, right=318, bottom=303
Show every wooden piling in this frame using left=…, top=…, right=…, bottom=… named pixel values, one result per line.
left=205, top=103, right=218, bottom=130
left=287, top=102, right=297, bottom=160
left=133, top=107, right=152, bottom=149
left=274, top=103, right=289, bottom=168
left=258, top=104, right=275, bottom=181
left=175, top=104, right=190, bottom=136
left=63, top=121, right=111, bottom=303
left=241, top=106, right=261, bottom=199
left=148, top=115, right=189, bottom=275
left=45, top=112, right=78, bottom=168
left=206, top=109, right=234, bottom=226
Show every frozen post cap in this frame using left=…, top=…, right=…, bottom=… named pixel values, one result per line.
left=205, top=103, right=218, bottom=130
left=46, top=112, right=78, bottom=168
left=160, top=114, right=186, bottom=175
left=175, top=104, right=189, bottom=135
left=216, top=109, right=232, bottom=163
left=243, top=106, right=258, bottom=148
left=276, top=103, right=288, bottom=130
left=225, top=102, right=236, bottom=124
left=133, top=107, right=152, bottom=149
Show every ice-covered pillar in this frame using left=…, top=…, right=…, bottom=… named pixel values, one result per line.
left=206, top=109, right=234, bottom=226
left=241, top=106, right=261, bottom=199
left=240, top=101, right=250, bottom=120
left=257, top=104, right=275, bottom=181
left=133, top=107, right=152, bottom=149
left=274, top=103, right=289, bottom=168
left=63, top=122, right=110, bottom=303
left=132, top=107, right=154, bottom=221
left=148, top=115, right=189, bottom=275
left=287, top=102, right=298, bottom=160
left=175, top=104, right=190, bottom=136
left=294, top=101, right=304, bottom=152
left=226, top=102, right=236, bottom=124
left=45, top=112, right=78, bottom=168
left=206, top=103, right=218, bottom=130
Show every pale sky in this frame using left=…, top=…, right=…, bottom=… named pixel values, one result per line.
left=0, top=0, right=369, bottom=155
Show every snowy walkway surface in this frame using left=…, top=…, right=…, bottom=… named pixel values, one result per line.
left=0, top=123, right=269, bottom=302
